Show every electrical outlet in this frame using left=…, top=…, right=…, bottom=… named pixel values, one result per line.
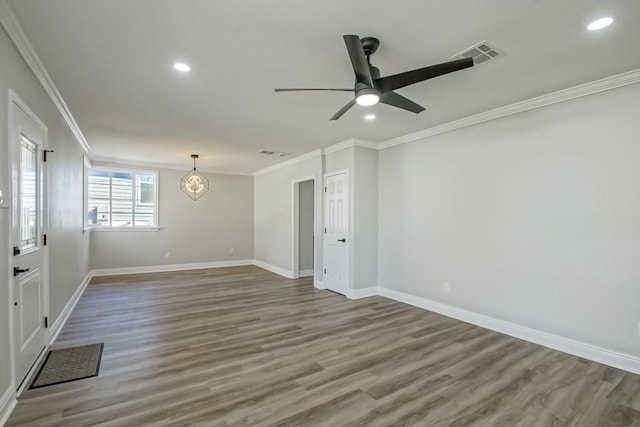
left=229, top=248, right=234, bottom=254
left=165, top=252, right=172, bottom=259
left=443, top=283, right=450, bottom=294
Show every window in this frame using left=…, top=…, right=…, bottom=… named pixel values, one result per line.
left=86, top=168, right=158, bottom=228
left=20, top=135, right=39, bottom=249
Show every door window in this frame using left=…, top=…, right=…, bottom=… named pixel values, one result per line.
left=19, top=135, right=39, bottom=251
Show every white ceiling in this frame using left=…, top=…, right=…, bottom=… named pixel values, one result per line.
left=9, top=0, right=640, bottom=174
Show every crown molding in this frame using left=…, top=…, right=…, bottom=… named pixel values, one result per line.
left=323, top=138, right=379, bottom=155
left=91, top=156, right=254, bottom=176
left=323, top=138, right=355, bottom=155
left=379, top=68, right=640, bottom=150
left=355, top=139, right=380, bottom=150
left=0, top=0, right=92, bottom=155
left=252, top=149, right=322, bottom=176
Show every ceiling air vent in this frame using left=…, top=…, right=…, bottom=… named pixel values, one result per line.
left=259, top=150, right=290, bottom=157
left=450, top=41, right=502, bottom=65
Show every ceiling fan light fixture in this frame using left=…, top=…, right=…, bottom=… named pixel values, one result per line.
left=587, top=17, right=614, bottom=31
left=275, top=34, right=473, bottom=120
left=356, top=88, right=380, bottom=106
left=356, top=94, right=379, bottom=106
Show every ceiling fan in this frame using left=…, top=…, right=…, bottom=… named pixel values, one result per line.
left=275, top=35, right=474, bottom=120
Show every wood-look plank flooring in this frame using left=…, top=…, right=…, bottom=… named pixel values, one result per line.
left=8, top=266, right=640, bottom=426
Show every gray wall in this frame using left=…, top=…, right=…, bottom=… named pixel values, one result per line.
left=254, top=154, right=323, bottom=280
left=325, top=146, right=353, bottom=173
left=298, top=180, right=314, bottom=272
left=353, top=147, right=378, bottom=290
left=90, top=168, right=253, bottom=269
left=379, top=83, right=640, bottom=357
left=0, top=24, right=90, bottom=397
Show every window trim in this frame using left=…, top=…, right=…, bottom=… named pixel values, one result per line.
left=84, top=163, right=159, bottom=231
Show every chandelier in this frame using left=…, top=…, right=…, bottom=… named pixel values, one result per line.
left=180, top=154, right=209, bottom=200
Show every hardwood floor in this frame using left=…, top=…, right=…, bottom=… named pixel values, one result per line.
left=7, top=265, right=640, bottom=426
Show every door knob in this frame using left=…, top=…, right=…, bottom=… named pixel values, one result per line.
left=337, top=238, right=346, bottom=243
left=13, top=267, right=30, bottom=277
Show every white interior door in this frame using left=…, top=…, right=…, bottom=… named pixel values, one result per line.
left=10, top=98, right=48, bottom=389
left=323, top=172, right=349, bottom=295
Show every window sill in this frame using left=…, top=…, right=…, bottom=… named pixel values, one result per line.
left=86, top=226, right=161, bottom=232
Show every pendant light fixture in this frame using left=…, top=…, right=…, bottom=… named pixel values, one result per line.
left=180, top=154, right=209, bottom=200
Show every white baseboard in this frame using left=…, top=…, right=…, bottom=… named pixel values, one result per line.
left=0, top=387, right=17, bottom=427
left=378, top=287, right=640, bottom=375
left=299, top=269, right=314, bottom=278
left=91, top=259, right=254, bottom=277
left=314, top=279, right=325, bottom=289
left=15, top=346, right=49, bottom=398
left=347, top=287, right=378, bottom=300
left=252, top=260, right=294, bottom=279
left=49, top=271, right=92, bottom=343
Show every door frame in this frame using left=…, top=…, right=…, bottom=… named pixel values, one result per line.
left=322, top=169, right=351, bottom=293
left=7, top=89, right=50, bottom=394
left=291, top=175, right=316, bottom=279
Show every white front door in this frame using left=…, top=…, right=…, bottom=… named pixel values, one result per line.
left=10, top=97, right=48, bottom=389
left=323, top=172, right=349, bottom=295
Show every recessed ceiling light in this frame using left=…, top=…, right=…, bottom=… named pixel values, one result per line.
left=364, top=114, right=376, bottom=120
left=173, top=63, right=191, bottom=72
left=587, top=17, right=614, bottom=31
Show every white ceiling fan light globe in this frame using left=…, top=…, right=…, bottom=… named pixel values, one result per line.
left=356, top=93, right=380, bottom=106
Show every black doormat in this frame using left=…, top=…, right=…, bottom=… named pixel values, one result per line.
left=29, top=343, right=104, bottom=389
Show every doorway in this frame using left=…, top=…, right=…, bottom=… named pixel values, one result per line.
left=323, top=170, right=349, bottom=295
left=8, top=91, right=49, bottom=392
left=292, top=177, right=315, bottom=279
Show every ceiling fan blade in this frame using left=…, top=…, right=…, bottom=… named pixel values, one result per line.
left=343, top=35, right=374, bottom=87
left=274, top=88, right=354, bottom=92
left=375, top=57, right=473, bottom=93
left=330, top=99, right=356, bottom=121
left=380, top=91, right=425, bottom=114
